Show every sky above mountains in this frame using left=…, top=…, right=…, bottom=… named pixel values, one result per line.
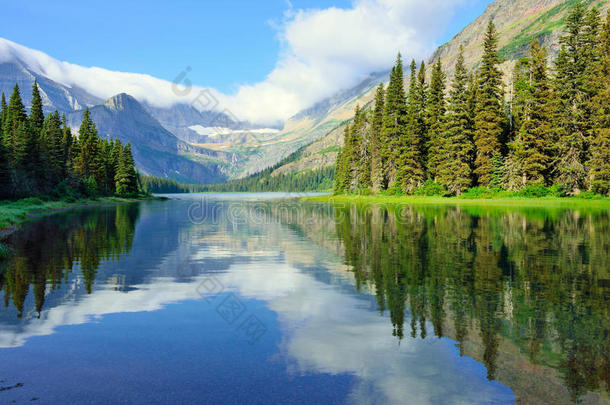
left=1, top=0, right=493, bottom=124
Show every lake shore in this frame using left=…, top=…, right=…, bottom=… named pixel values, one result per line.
left=303, top=194, right=610, bottom=208
left=0, top=195, right=166, bottom=244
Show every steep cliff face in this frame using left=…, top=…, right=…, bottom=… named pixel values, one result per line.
left=269, top=0, right=610, bottom=177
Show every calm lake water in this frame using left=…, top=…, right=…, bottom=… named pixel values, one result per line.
left=0, top=193, right=608, bottom=404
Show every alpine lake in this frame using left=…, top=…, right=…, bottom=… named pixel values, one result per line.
left=0, top=193, right=608, bottom=404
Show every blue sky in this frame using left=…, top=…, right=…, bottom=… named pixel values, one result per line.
left=2, top=0, right=493, bottom=94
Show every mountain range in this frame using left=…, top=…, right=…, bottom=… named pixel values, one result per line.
left=1, top=0, right=608, bottom=184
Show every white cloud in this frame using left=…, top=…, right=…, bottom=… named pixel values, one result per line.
left=0, top=0, right=465, bottom=124
left=228, top=0, right=465, bottom=123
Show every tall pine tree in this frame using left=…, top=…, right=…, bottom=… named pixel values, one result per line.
left=115, top=143, right=138, bottom=196
left=554, top=3, right=601, bottom=191
left=42, top=111, right=65, bottom=186
left=589, top=11, right=610, bottom=195
left=381, top=54, right=408, bottom=188
left=75, top=108, right=101, bottom=183
left=437, top=47, right=474, bottom=194
left=370, top=83, right=386, bottom=192
left=474, top=21, right=504, bottom=187
left=3, top=84, right=27, bottom=158
left=334, top=124, right=352, bottom=193
left=0, top=93, right=7, bottom=144
left=29, top=81, right=45, bottom=133
left=398, top=60, right=426, bottom=193
left=515, top=40, right=554, bottom=185
left=353, top=107, right=372, bottom=189
left=426, top=59, right=447, bottom=181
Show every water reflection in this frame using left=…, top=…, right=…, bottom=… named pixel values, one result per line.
left=0, top=197, right=608, bottom=404
left=317, top=203, right=609, bottom=403
left=0, top=204, right=140, bottom=318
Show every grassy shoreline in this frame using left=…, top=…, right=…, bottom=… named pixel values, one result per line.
left=303, top=194, right=610, bottom=208
left=0, top=195, right=165, bottom=241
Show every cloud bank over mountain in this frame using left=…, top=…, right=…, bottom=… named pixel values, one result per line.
left=0, top=0, right=466, bottom=124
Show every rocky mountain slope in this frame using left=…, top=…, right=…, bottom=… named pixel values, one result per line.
left=431, top=0, right=610, bottom=75
left=190, top=70, right=388, bottom=178
left=0, top=60, right=102, bottom=114
left=66, top=94, right=230, bottom=184
left=268, top=0, right=610, bottom=178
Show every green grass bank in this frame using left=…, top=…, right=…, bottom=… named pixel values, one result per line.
left=303, top=194, right=610, bottom=209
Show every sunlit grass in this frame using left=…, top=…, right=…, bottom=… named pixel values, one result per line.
left=0, top=195, right=160, bottom=231
left=303, top=194, right=610, bottom=208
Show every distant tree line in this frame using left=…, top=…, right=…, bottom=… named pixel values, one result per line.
left=141, top=143, right=336, bottom=194
left=140, top=175, right=195, bottom=193
left=200, top=166, right=335, bottom=192
left=141, top=166, right=334, bottom=194
left=0, top=83, right=139, bottom=200
left=335, top=4, right=610, bottom=196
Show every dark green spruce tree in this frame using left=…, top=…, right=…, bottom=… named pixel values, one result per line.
left=370, top=83, right=386, bottom=192
left=334, top=124, right=352, bottom=193
left=509, top=57, right=531, bottom=142
left=0, top=93, right=7, bottom=132
left=381, top=54, right=408, bottom=188
left=554, top=3, right=601, bottom=191
left=351, top=106, right=371, bottom=189
left=437, top=47, right=474, bottom=194
left=115, top=143, right=138, bottom=196
left=589, top=11, right=610, bottom=195
left=426, top=59, right=447, bottom=181
left=3, top=84, right=27, bottom=159
left=75, top=108, right=101, bottom=185
left=29, top=83, right=47, bottom=189
left=398, top=60, right=426, bottom=193
left=474, top=21, right=504, bottom=187
left=29, top=81, right=45, bottom=134
left=0, top=93, right=10, bottom=198
left=515, top=40, right=554, bottom=185
left=61, top=114, right=73, bottom=177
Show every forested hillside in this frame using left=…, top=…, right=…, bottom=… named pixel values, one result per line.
left=335, top=4, right=610, bottom=197
left=140, top=146, right=335, bottom=194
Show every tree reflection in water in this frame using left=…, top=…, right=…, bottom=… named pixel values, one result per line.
left=327, top=203, right=609, bottom=402
left=0, top=204, right=140, bottom=318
